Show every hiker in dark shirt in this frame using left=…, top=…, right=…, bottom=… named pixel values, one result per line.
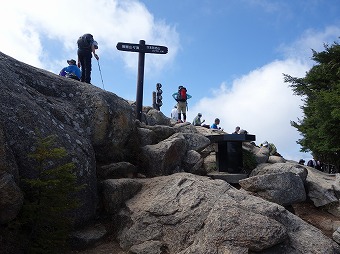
left=299, top=159, right=305, bottom=165
left=77, top=34, right=99, bottom=84
left=233, top=126, right=240, bottom=134
left=307, top=158, right=322, bottom=171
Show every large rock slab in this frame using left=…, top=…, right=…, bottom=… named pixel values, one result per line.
left=182, top=150, right=204, bottom=175
left=181, top=133, right=211, bottom=152
left=0, top=172, right=23, bottom=224
left=0, top=124, right=23, bottom=224
left=116, top=173, right=340, bottom=253
left=239, top=172, right=306, bottom=206
left=101, top=178, right=142, bottom=215
left=255, top=146, right=269, bottom=164
left=0, top=52, right=136, bottom=225
left=70, top=223, right=107, bottom=250
left=138, top=122, right=176, bottom=145
left=250, top=162, right=308, bottom=182
left=305, top=167, right=338, bottom=207
left=140, top=133, right=187, bottom=176
left=144, top=108, right=171, bottom=126
left=97, top=162, right=137, bottom=180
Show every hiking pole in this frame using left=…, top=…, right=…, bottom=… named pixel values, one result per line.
left=97, top=59, right=105, bottom=90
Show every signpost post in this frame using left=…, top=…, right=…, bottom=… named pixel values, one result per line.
left=116, top=40, right=168, bottom=121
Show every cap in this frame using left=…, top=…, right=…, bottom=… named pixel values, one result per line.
left=67, top=59, right=76, bottom=65
left=93, top=40, right=98, bottom=49
left=198, top=113, right=202, bottom=117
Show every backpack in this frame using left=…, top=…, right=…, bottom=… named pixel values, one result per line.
left=65, top=72, right=80, bottom=81
left=77, top=34, right=93, bottom=49
left=176, top=86, right=187, bottom=102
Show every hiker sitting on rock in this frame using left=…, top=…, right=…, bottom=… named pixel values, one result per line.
left=233, top=126, right=240, bottom=134
left=260, top=141, right=280, bottom=156
left=59, top=59, right=81, bottom=81
left=193, top=113, right=210, bottom=128
left=210, top=118, right=223, bottom=131
left=192, top=113, right=205, bottom=126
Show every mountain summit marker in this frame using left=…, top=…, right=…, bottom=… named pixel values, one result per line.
left=116, top=40, right=168, bottom=120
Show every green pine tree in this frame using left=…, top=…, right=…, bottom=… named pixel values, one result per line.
left=284, top=41, right=340, bottom=170
left=19, top=134, right=83, bottom=253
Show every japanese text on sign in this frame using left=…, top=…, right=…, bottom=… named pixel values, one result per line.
left=122, top=44, right=140, bottom=50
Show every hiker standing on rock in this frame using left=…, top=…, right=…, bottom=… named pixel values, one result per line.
left=77, top=33, right=99, bottom=84
left=172, top=85, right=192, bottom=123
left=171, top=105, right=178, bottom=121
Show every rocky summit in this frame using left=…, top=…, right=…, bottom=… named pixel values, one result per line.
left=1, top=51, right=340, bottom=253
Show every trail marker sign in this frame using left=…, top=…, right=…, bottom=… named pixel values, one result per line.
left=117, top=42, right=168, bottom=54
left=116, top=40, right=168, bottom=121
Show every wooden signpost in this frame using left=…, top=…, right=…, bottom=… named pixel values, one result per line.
left=116, top=40, right=168, bottom=120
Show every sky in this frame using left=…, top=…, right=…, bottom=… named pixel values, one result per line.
left=1, top=0, right=340, bottom=162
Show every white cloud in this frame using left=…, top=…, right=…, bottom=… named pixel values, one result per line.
left=189, top=26, right=340, bottom=161
left=0, top=0, right=179, bottom=73
left=278, top=26, right=340, bottom=61
left=190, top=59, right=309, bottom=161
left=0, top=2, right=43, bottom=67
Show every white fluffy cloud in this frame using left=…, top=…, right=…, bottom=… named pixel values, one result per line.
left=189, top=27, right=340, bottom=161
left=278, top=26, right=340, bottom=61
left=190, top=59, right=308, bottom=161
left=0, top=0, right=179, bottom=72
left=1, top=1, right=338, bottom=163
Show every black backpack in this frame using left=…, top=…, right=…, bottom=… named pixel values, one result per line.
left=77, top=34, right=93, bottom=49
left=176, top=86, right=187, bottom=102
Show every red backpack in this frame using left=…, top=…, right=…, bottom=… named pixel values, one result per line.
left=176, top=86, right=187, bottom=102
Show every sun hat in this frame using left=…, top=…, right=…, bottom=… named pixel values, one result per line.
left=67, top=59, right=76, bottom=65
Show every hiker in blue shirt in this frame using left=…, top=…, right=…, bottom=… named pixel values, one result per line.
left=211, top=118, right=222, bottom=130
left=59, top=59, right=81, bottom=80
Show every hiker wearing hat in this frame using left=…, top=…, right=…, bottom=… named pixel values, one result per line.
left=77, top=34, right=99, bottom=84
left=192, top=113, right=205, bottom=126
left=260, top=141, right=278, bottom=156
left=59, top=59, right=81, bottom=80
